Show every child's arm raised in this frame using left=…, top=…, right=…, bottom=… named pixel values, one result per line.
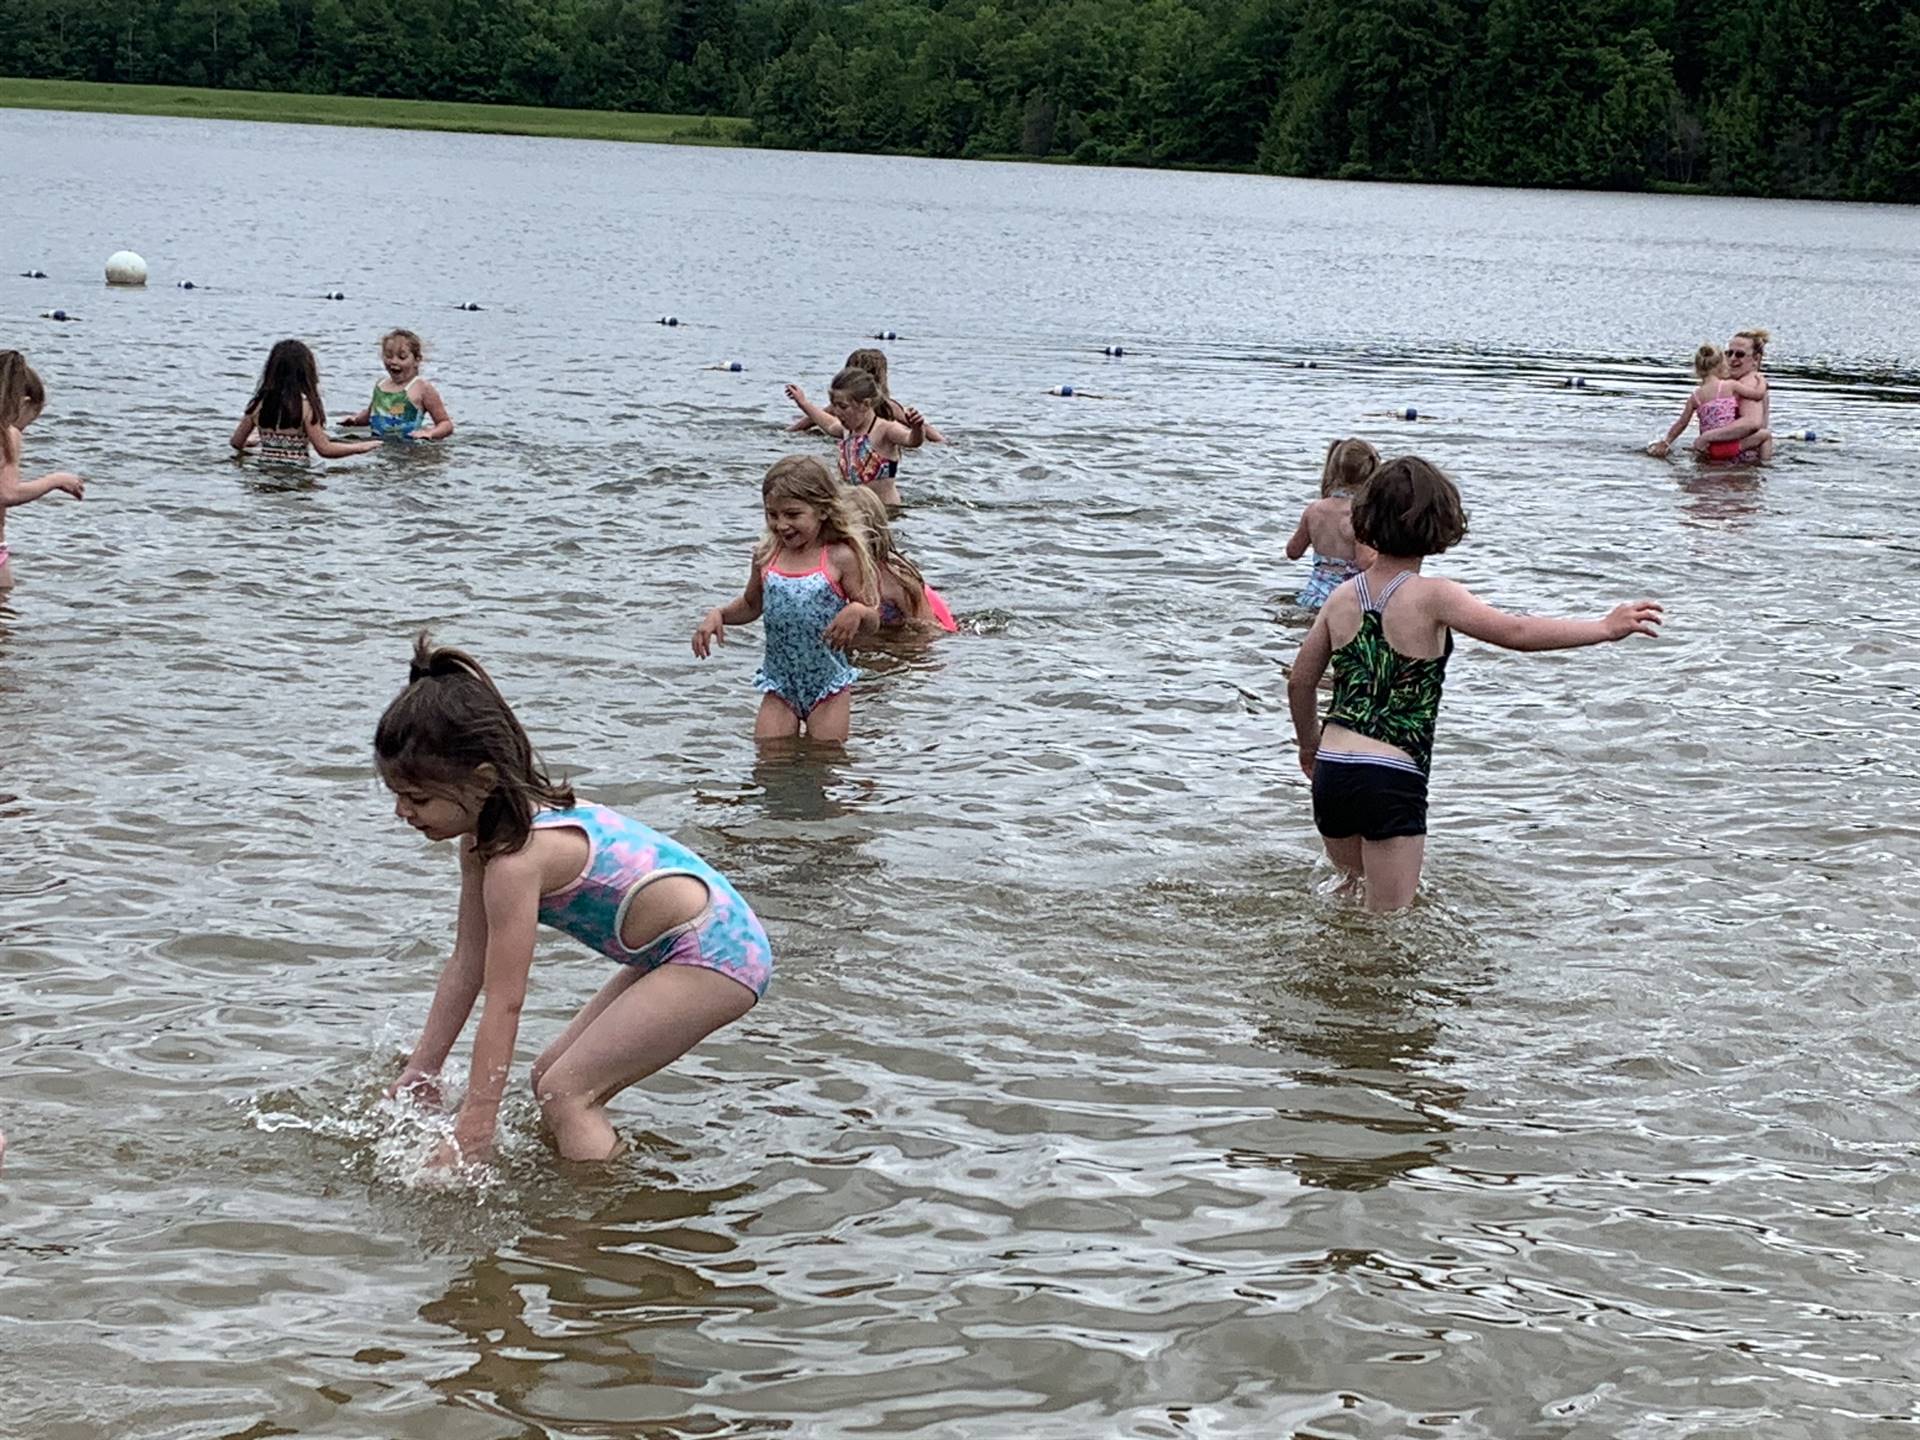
left=1646, top=393, right=1699, bottom=457
left=785, top=384, right=844, bottom=436
left=1284, top=503, right=1315, bottom=561
left=412, top=381, right=454, bottom=440
left=389, top=843, right=490, bottom=1107
left=1431, top=579, right=1662, bottom=651
left=823, top=543, right=881, bottom=644
left=693, top=558, right=766, bottom=656
left=443, top=847, right=543, bottom=1164
left=1286, top=614, right=1335, bottom=778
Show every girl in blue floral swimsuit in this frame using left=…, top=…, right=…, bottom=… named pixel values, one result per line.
left=693, top=456, right=881, bottom=742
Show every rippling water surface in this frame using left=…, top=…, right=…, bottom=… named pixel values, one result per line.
left=4, top=110, right=1920, bottom=1438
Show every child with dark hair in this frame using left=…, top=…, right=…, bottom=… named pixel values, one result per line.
left=377, top=633, right=771, bottom=1169
left=1287, top=455, right=1662, bottom=911
left=230, top=339, right=380, bottom=463
left=0, top=350, right=84, bottom=588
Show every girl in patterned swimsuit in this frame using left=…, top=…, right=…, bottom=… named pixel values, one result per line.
left=1647, top=342, right=1768, bottom=462
left=785, top=367, right=926, bottom=508
left=378, top=633, right=771, bottom=1169
left=1287, top=437, right=1379, bottom=610
left=341, top=328, right=454, bottom=442
left=230, top=340, right=380, bottom=465
left=1287, top=456, right=1663, bottom=912
left=693, top=456, right=880, bottom=742
left=0, top=350, right=85, bottom=590
left=788, top=348, right=949, bottom=444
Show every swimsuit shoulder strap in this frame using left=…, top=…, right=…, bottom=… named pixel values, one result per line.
left=1375, top=571, right=1413, bottom=609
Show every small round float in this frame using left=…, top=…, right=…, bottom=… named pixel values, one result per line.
left=105, top=251, right=148, bottom=286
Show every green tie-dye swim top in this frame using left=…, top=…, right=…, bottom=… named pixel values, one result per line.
left=1323, top=571, right=1452, bottom=774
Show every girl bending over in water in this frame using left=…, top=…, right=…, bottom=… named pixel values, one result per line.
left=379, top=634, right=770, bottom=1167
left=846, top=487, right=959, bottom=633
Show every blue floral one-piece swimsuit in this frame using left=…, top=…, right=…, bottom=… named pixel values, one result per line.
left=755, top=549, right=859, bottom=718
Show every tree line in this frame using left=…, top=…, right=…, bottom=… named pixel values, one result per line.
left=4, top=0, right=1917, bottom=200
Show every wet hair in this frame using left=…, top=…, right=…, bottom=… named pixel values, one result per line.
left=757, top=456, right=876, bottom=602
left=373, top=633, right=574, bottom=861
left=1732, top=328, right=1770, bottom=364
left=382, top=328, right=425, bottom=362
left=248, top=339, right=325, bottom=431
left=1350, top=455, right=1468, bottom=558
left=828, top=366, right=887, bottom=421
left=1693, top=343, right=1727, bottom=380
left=0, top=350, right=46, bottom=463
left=844, top=348, right=908, bottom=422
left=1320, top=437, right=1380, bottom=497
left=847, top=486, right=930, bottom=623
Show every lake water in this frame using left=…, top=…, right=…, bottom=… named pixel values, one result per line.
left=4, top=108, right=1920, bottom=1438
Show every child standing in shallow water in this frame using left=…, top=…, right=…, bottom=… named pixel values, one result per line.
left=378, top=634, right=770, bottom=1167
left=231, top=340, right=380, bottom=463
left=693, top=457, right=880, bottom=742
left=341, top=329, right=454, bottom=442
left=1287, top=456, right=1662, bottom=912
left=1287, top=437, right=1379, bottom=610
left=0, top=351, right=84, bottom=588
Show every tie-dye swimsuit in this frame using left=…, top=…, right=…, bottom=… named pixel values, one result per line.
left=533, top=802, right=772, bottom=999
left=755, top=548, right=860, bottom=718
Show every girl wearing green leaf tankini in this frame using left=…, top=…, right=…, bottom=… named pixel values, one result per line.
left=1287, top=456, right=1664, bottom=912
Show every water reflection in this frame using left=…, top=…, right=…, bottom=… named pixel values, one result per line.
left=1676, top=467, right=1765, bottom=529
left=421, top=1176, right=773, bottom=1432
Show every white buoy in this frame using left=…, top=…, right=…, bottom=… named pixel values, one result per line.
left=105, top=250, right=148, bottom=287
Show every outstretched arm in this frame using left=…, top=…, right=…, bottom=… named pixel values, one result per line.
left=0, top=461, right=83, bottom=507
left=1286, top=614, right=1334, bottom=778
left=1431, top=578, right=1661, bottom=651
left=390, top=845, right=489, bottom=1104
left=306, top=409, right=381, bottom=458
left=1647, top=394, right=1698, bottom=456
left=785, top=384, right=844, bottom=436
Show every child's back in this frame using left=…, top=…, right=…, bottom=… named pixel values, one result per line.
left=1289, top=437, right=1379, bottom=611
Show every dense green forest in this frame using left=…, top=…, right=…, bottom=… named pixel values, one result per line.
left=3, top=0, right=1918, bottom=199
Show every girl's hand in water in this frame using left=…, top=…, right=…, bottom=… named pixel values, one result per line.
left=1645, top=440, right=1670, bottom=458
left=693, top=610, right=727, bottom=657
left=388, top=1063, right=444, bottom=1108
left=1603, top=600, right=1664, bottom=640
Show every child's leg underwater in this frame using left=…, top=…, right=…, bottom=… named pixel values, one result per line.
left=1321, top=834, right=1363, bottom=894
left=1360, top=836, right=1425, bottom=912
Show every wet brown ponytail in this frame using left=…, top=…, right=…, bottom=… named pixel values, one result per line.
left=374, top=632, right=574, bottom=859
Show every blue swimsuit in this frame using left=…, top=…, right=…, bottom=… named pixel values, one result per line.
left=533, top=802, right=771, bottom=998
left=755, top=549, right=859, bottom=718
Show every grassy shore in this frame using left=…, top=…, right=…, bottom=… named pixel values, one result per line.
left=0, top=77, right=749, bottom=146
